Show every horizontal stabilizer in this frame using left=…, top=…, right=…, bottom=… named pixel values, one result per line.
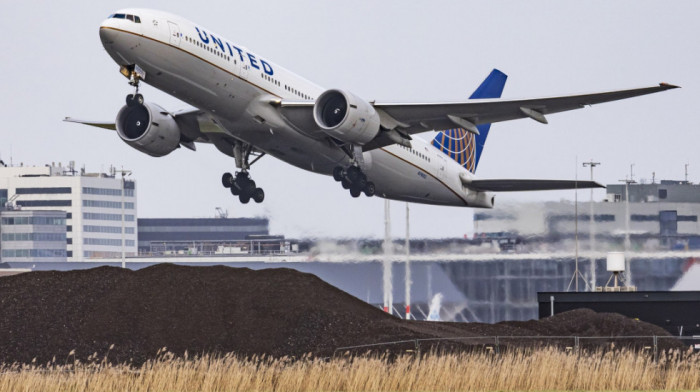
left=464, top=179, right=605, bottom=192
left=63, top=117, right=116, bottom=131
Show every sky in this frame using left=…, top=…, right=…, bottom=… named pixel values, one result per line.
left=0, top=1, right=698, bottom=239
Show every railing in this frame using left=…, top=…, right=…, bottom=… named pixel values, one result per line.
left=334, top=335, right=700, bottom=361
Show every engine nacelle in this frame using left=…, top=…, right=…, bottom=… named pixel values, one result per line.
left=116, top=102, right=181, bottom=157
left=313, top=89, right=381, bottom=145
left=466, top=191, right=495, bottom=208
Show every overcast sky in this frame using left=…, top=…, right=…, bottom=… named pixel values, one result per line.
left=0, top=1, right=698, bottom=239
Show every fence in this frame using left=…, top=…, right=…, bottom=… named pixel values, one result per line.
left=334, top=335, right=700, bottom=361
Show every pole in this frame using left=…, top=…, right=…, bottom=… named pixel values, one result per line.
left=405, top=203, right=411, bottom=320
left=574, top=162, right=579, bottom=292
left=583, top=160, right=600, bottom=291
left=383, top=199, right=392, bottom=313
left=121, top=175, right=125, bottom=268
left=619, top=175, right=636, bottom=286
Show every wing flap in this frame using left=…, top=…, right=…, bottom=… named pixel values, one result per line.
left=464, top=179, right=605, bottom=192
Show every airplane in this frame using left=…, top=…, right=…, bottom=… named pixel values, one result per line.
left=66, top=9, right=678, bottom=207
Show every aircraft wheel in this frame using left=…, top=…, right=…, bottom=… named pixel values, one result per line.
left=134, top=93, right=144, bottom=105
left=341, top=178, right=351, bottom=189
left=346, top=166, right=361, bottom=182
left=332, top=166, right=344, bottom=182
left=350, top=187, right=362, bottom=198
left=252, top=188, right=265, bottom=203
left=230, top=185, right=240, bottom=196
left=242, top=179, right=256, bottom=194
left=126, top=94, right=135, bottom=106
left=364, top=182, right=375, bottom=197
left=222, top=172, right=234, bottom=188
left=239, top=193, right=251, bottom=204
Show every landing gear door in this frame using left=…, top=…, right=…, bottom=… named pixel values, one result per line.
left=168, top=21, right=181, bottom=47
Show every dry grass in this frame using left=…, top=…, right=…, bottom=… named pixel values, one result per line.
left=0, top=347, right=698, bottom=391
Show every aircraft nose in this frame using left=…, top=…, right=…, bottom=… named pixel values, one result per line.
left=99, top=24, right=118, bottom=45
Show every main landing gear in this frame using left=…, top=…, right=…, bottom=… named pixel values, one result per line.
left=222, top=171, right=264, bottom=204
left=222, top=143, right=266, bottom=204
left=333, top=165, right=375, bottom=198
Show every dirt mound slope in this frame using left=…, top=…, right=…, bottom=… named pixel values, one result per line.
left=0, top=264, right=681, bottom=365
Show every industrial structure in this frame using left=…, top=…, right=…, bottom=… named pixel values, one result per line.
left=474, top=180, right=700, bottom=251
left=137, top=218, right=284, bottom=256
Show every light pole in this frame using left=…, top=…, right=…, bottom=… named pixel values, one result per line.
left=404, top=203, right=411, bottom=320
left=116, top=168, right=132, bottom=269
left=383, top=199, right=392, bottom=313
left=619, top=174, right=636, bottom=286
left=583, top=160, right=600, bottom=290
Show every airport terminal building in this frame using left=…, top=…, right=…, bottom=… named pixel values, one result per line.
left=0, top=163, right=137, bottom=261
left=0, top=162, right=276, bottom=262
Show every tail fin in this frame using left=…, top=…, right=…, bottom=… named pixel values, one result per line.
left=431, top=69, right=507, bottom=173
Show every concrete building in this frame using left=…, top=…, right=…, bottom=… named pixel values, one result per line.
left=137, top=218, right=285, bottom=256
left=0, top=163, right=137, bottom=261
left=0, top=209, right=67, bottom=262
left=474, top=180, right=700, bottom=251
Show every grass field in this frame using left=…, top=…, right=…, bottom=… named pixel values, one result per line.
left=0, top=347, right=697, bottom=391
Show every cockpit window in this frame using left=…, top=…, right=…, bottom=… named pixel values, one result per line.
left=109, top=13, right=141, bottom=23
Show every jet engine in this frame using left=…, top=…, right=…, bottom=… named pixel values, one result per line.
left=116, top=102, right=181, bottom=157
left=466, top=191, right=495, bottom=208
left=313, top=89, right=380, bottom=145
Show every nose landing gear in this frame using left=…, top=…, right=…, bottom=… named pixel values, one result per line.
left=122, top=64, right=146, bottom=107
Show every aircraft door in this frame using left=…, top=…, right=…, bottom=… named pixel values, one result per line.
left=168, top=21, right=181, bottom=46
left=436, top=154, right=447, bottom=180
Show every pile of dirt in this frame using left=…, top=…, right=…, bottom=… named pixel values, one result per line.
left=0, top=265, right=681, bottom=365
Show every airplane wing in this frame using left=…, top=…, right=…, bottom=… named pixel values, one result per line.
left=373, top=83, right=678, bottom=135
left=279, top=82, right=678, bottom=150
left=64, top=109, right=225, bottom=152
left=463, top=179, right=605, bottom=192
left=62, top=118, right=116, bottom=131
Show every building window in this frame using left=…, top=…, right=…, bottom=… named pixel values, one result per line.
left=1, top=232, right=66, bottom=241
left=84, top=238, right=123, bottom=246
left=659, top=189, right=668, bottom=199
left=83, top=213, right=134, bottom=222
left=16, top=187, right=71, bottom=194
left=17, top=200, right=72, bottom=207
left=83, top=200, right=122, bottom=209
left=1, top=217, right=66, bottom=225
left=84, top=225, right=122, bottom=234
left=1, top=249, right=66, bottom=258
left=83, top=187, right=122, bottom=196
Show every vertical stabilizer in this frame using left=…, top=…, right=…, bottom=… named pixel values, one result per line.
left=432, top=69, right=507, bottom=173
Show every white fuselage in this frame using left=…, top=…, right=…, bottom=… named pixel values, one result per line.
left=99, top=9, right=484, bottom=207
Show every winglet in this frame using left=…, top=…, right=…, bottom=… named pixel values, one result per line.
left=659, top=82, right=680, bottom=89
